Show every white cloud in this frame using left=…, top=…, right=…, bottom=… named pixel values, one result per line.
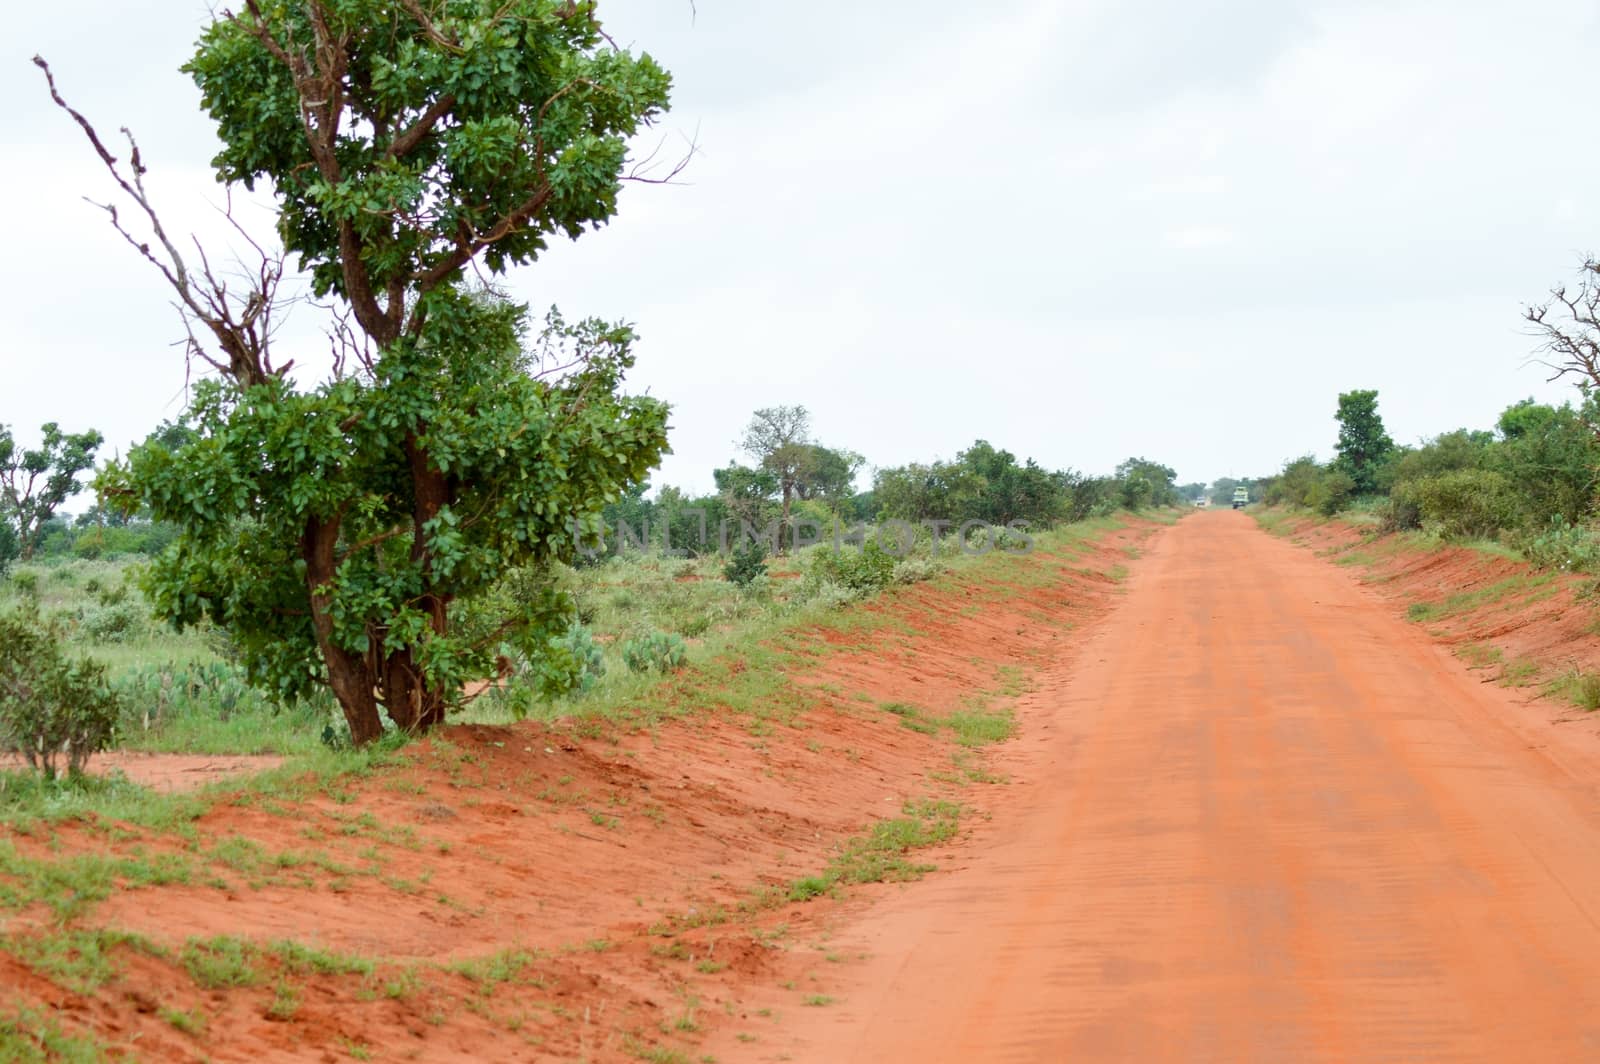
left=2, top=0, right=1593, bottom=494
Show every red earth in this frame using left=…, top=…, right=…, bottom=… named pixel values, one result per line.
left=13, top=511, right=1600, bottom=1062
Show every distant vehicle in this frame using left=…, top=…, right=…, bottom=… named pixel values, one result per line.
left=1193, top=497, right=1209, bottom=508
left=1232, top=487, right=1249, bottom=510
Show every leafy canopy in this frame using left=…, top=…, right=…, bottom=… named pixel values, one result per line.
left=63, top=0, right=676, bottom=743
left=1333, top=389, right=1394, bottom=495
left=187, top=0, right=673, bottom=325
left=0, top=423, right=104, bottom=561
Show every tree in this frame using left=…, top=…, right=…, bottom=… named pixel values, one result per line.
left=794, top=445, right=865, bottom=514
left=1526, top=257, right=1600, bottom=416
left=1333, top=390, right=1394, bottom=495
left=739, top=407, right=815, bottom=551
left=0, top=423, right=104, bottom=561
left=1208, top=477, right=1256, bottom=506
left=41, top=2, right=675, bottom=745
left=1114, top=457, right=1179, bottom=510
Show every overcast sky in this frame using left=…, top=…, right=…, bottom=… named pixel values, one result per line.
left=6, top=0, right=1597, bottom=499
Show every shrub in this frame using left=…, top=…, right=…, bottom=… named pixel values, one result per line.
left=803, top=537, right=898, bottom=596
left=1514, top=519, right=1600, bottom=573
left=1406, top=469, right=1518, bottom=540
left=621, top=630, right=687, bottom=674
left=891, top=556, right=944, bottom=585
left=0, top=520, right=17, bottom=576
left=0, top=607, right=120, bottom=778
left=1307, top=469, right=1356, bottom=517
left=81, top=601, right=147, bottom=643
left=1378, top=483, right=1425, bottom=532
left=496, top=622, right=608, bottom=704
left=722, top=539, right=768, bottom=587
left=9, top=570, right=38, bottom=598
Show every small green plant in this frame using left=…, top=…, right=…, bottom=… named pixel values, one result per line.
left=803, top=538, right=899, bottom=598
left=1548, top=669, right=1600, bottom=711
left=622, top=630, right=688, bottom=673
left=722, top=539, right=768, bottom=587
left=0, top=607, right=120, bottom=778
left=180, top=936, right=262, bottom=989
left=267, top=978, right=301, bottom=1020
left=160, top=1007, right=207, bottom=1036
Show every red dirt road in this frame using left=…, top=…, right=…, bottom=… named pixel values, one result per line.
left=772, top=512, right=1600, bottom=1062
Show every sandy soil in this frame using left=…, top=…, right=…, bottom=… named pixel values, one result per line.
left=0, top=522, right=1155, bottom=1062
left=0, top=752, right=284, bottom=792
left=740, top=511, right=1600, bottom=1062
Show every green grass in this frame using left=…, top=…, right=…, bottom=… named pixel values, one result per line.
left=788, top=798, right=962, bottom=900
left=180, top=936, right=264, bottom=989
left=1545, top=669, right=1600, bottom=711
left=0, top=1005, right=111, bottom=1063
left=1500, top=657, right=1541, bottom=687
left=1403, top=575, right=1553, bottom=624
left=159, top=1007, right=207, bottom=1036
left=877, top=701, right=1015, bottom=747
left=0, top=928, right=167, bottom=993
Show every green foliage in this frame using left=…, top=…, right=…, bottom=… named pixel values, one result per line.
left=0, top=608, right=120, bottom=778
left=1307, top=468, right=1356, bottom=517
left=526, top=623, right=607, bottom=696
left=102, top=298, right=669, bottom=742
left=873, top=440, right=1107, bottom=528
left=59, top=0, right=676, bottom=745
left=0, top=423, right=103, bottom=561
left=1513, top=519, right=1600, bottom=573
left=803, top=539, right=899, bottom=597
left=0, top=518, right=17, bottom=576
left=722, top=539, right=768, bottom=587
left=621, top=630, right=687, bottom=674
left=1487, top=400, right=1599, bottom=526
left=187, top=2, right=671, bottom=300
left=1114, top=457, right=1181, bottom=510
left=1400, top=469, right=1519, bottom=540
left=1333, top=390, right=1394, bottom=494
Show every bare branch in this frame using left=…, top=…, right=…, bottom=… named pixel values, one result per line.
left=1525, top=257, right=1600, bottom=401
left=35, top=55, right=294, bottom=390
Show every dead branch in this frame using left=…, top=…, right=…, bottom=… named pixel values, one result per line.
left=34, top=56, right=294, bottom=390
left=1525, top=258, right=1600, bottom=392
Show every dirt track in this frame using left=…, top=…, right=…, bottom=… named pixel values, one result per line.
left=762, top=511, right=1600, bottom=1062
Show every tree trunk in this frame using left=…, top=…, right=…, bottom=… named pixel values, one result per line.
left=779, top=481, right=794, bottom=555
left=380, top=648, right=447, bottom=734
left=303, top=514, right=386, bottom=745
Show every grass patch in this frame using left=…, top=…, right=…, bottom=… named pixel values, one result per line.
left=788, top=799, right=962, bottom=900
left=1500, top=657, right=1541, bottom=687
left=877, top=701, right=1015, bottom=747
left=180, top=936, right=264, bottom=989
left=1545, top=669, right=1600, bottom=711
left=0, top=1005, right=110, bottom=1063
left=1, top=928, right=166, bottom=993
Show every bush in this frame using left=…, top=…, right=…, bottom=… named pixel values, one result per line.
left=722, top=539, right=768, bottom=587
left=621, top=630, right=687, bottom=674
left=1514, top=519, right=1600, bottom=573
left=9, top=570, right=38, bottom=597
left=0, top=520, right=17, bottom=576
left=1307, top=469, right=1356, bottom=517
left=1378, top=483, right=1425, bottom=532
left=81, top=601, right=148, bottom=643
left=497, top=622, right=608, bottom=703
left=0, top=608, right=120, bottom=778
left=1406, top=469, right=1519, bottom=540
left=803, top=537, right=898, bottom=596
left=891, top=556, right=944, bottom=585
